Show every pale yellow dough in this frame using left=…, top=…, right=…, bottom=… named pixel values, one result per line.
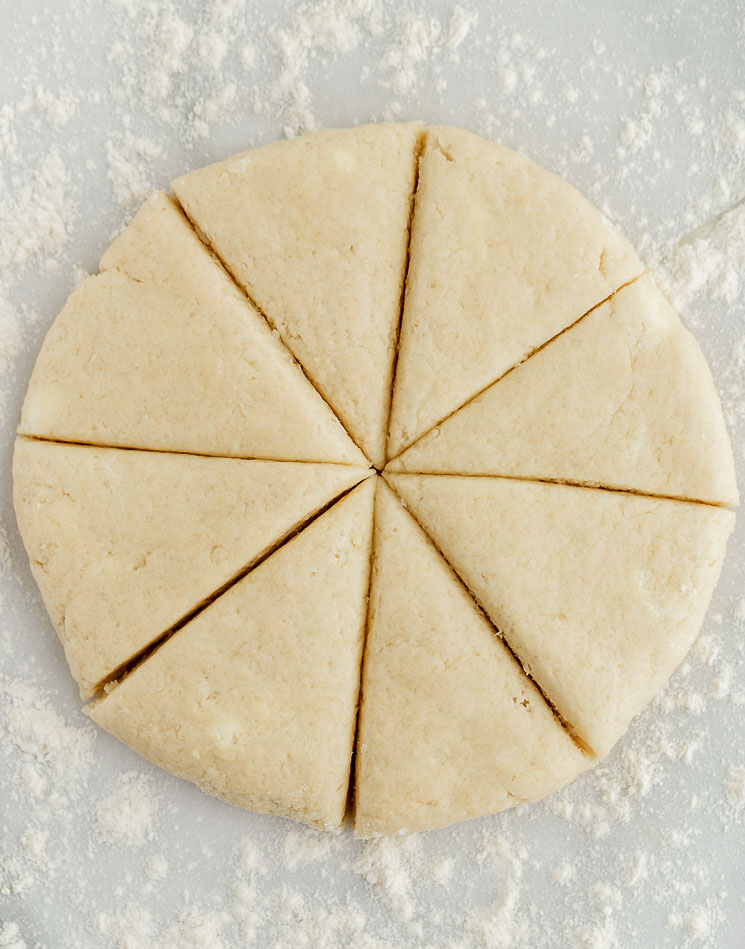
left=172, top=123, right=422, bottom=467
left=12, top=123, right=738, bottom=836
left=387, top=473, right=735, bottom=757
left=88, top=481, right=374, bottom=829
left=355, top=482, right=588, bottom=836
left=387, top=125, right=644, bottom=457
left=19, top=192, right=363, bottom=465
left=13, top=437, right=367, bottom=697
left=390, top=275, right=738, bottom=506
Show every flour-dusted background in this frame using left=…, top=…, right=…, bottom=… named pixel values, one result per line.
left=1, top=1, right=745, bottom=946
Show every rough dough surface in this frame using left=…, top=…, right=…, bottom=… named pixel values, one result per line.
left=173, top=123, right=422, bottom=467
left=390, top=275, right=739, bottom=505
left=387, top=125, right=644, bottom=457
left=12, top=123, right=738, bottom=835
left=88, top=480, right=374, bottom=831
left=355, top=482, right=588, bottom=836
left=387, top=473, right=735, bottom=757
left=19, top=192, right=362, bottom=465
left=13, top=437, right=367, bottom=697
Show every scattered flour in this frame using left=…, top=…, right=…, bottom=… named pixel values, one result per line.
left=625, top=851, right=649, bottom=887
left=724, top=764, right=745, bottom=817
left=33, top=86, right=77, bottom=127
left=282, top=825, right=336, bottom=869
left=265, top=0, right=383, bottom=136
left=467, top=836, right=529, bottom=949
left=427, top=855, right=454, bottom=885
left=0, top=679, right=94, bottom=898
left=0, top=678, right=94, bottom=773
left=20, top=829, right=53, bottom=873
left=0, top=291, right=25, bottom=380
left=652, top=201, right=745, bottom=313
left=578, top=917, right=620, bottom=949
left=191, top=83, right=238, bottom=139
left=105, top=133, right=164, bottom=208
left=88, top=904, right=229, bottom=949
left=667, top=899, right=723, bottom=947
left=94, top=771, right=157, bottom=846
left=1, top=2, right=744, bottom=948
left=380, top=13, right=444, bottom=96
left=0, top=148, right=74, bottom=271
left=232, top=838, right=266, bottom=944
left=148, top=854, right=169, bottom=880
left=158, top=908, right=230, bottom=949
left=353, top=835, right=421, bottom=922
left=552, top=860, right=575, bottom=886
left=0, top=923, right=27, bottom=949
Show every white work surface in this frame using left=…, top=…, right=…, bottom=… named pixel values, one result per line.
left=1, top=1, right=744, bottom=946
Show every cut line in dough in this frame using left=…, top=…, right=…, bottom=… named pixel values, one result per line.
left=13, top=436, right=370, bottom=697
left=172, top=123, right=423, bottom=467
left=12, top=122, right=738, bottom=835
left=386, top=271, right=646, bottom=466
left=384, top=134, right=426, bottom=467
left=385, top=470, right=736, bottom=510
left=22, top=434, right=371, bottom=469
left=344, top=470, right=381, bottom=823
left=88, top=480, right=375, bottom=831
left=354, top=481, right=589, bottom=836
left=96, top=478, right=371, bottom=699
left=381, top=473, right=590, bottom=755
left=386, top=125, right=645, bottom=458
left=387, top=274, right=738, bottom=506
left=19, top=191, right=364, bottom=466
left=387, top=472, right=735, bottom=757
left=167, top=189, right=371, bottom=464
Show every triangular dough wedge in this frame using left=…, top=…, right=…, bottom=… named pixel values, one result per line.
left=387, top=474, right=735, bottom=757
left=172, top=123, right=422, bottom=466
left=387, top=126, right=645, bottom=457
left=19, top=192, right=363, bottom=465
left=355, top=482, right=587, bottom=837
left=13, top=437, right=368, bottom=697
left=88, top=480, right=375, bottom=830
left=389, top=275, right=738, bottom=506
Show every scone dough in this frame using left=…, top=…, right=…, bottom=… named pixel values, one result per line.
left=13, top=123, right=737, bottom=835
left=387, top=473, right=735, bottom=756
left=19, top=192, right=362, bottom=465
left=387, top=125, right=644, bottom=457
left=390, top=275, right=738, bottom=505
left=355, top=482, right=588, bottom=836
left=13, top=437, right=367, bottom=697
left=89, top=481, right=374, bottom=830
left=173, top=123, right=422, bottom=467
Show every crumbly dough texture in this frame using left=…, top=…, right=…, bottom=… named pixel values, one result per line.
left=387, top=473, right=735, bottom=757
left=173, top=123, right=422, bottom=467
left=14, top=123, right=737, bottom=835
left=387, top=125, right=645, bottom=457
left=89, top=481, right=374, bottom=831
left=13, top=437, right=367, bottom=697
left=19, top=192, right=362, bottom=465
left=390, top=275, right=739, bottom=505
left=355, top=482, right=588, bottom=837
